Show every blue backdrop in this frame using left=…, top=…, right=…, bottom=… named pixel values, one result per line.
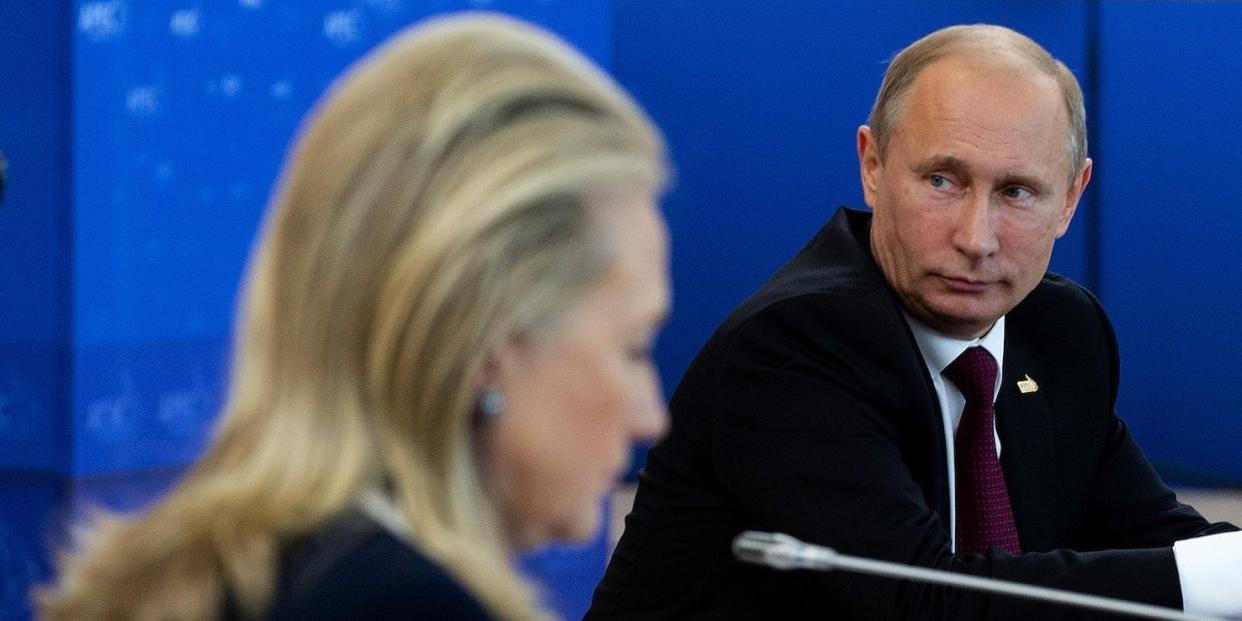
left=3, top=2, right=1242, bottom=620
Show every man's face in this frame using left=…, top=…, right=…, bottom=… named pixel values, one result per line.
left=859, top=53, right=1091, bottom=339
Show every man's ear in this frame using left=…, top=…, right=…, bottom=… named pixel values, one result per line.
left=858, top=126, right=882, bottom=209
left=1056, top=157, right=1093, bottom=238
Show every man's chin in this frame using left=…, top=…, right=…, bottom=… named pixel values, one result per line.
left=918, top=300, right=1003, bottom=339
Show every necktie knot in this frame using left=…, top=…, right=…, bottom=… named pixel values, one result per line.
left=943, top=346, right=997, bottom=407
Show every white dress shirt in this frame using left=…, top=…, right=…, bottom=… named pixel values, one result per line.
left=903, top=313, right=1242, bottom=618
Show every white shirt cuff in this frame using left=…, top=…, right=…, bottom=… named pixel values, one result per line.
left=1173, top=529, right=1242, bottom=618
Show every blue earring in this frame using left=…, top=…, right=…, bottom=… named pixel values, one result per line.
left=477, top=388, right=507, bottom=423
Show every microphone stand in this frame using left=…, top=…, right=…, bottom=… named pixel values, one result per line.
left=733, top=531, right=1226, bottom=621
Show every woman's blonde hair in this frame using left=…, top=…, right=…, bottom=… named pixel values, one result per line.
left=38, top=12, right=666, bottom=620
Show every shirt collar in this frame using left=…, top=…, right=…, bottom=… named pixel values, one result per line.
left=904, top=313, right=1006, bottom=380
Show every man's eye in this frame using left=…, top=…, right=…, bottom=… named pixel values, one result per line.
left=1002, top=186, right=1033, bottom=200
left=928, top=174, right=950, bottom=189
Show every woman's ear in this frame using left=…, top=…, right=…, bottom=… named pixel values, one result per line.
left=476, top=351, right=501, bottom=391
left=473, top=332, right=531, bottom=427
left=476, top=330, right=531, bottom=391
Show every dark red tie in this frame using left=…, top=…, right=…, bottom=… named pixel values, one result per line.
left=944, top=346, right=1021, bottom=557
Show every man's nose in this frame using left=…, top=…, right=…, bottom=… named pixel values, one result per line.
left=952, top=192, right=1000, bottom=260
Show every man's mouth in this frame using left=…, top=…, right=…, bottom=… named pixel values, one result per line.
left=938, top=274, right=992, bottom=293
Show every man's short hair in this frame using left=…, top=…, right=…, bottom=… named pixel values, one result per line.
left=866, top=24, right=1087, bottom=183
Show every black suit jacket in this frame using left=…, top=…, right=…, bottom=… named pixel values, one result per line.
left=589, top=207, right=1235, bottom=620
left=222, top=511, right=494, bottom=620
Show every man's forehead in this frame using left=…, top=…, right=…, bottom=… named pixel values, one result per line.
left=905, top=53, right=1066, bottom=128
left=894, top=59, right=1071, bottom=178
left=919, top=48, right=1058, bottom=91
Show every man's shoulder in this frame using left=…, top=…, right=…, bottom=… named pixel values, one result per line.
left=1014, top=272, right=1109, bottom=328
left=726, top=206, right=895, bottom=330
left=686, top=207, right=917, bottom=386
left=1030, top=271, right=1098, bottom=301
left=1007, top=272, right=1117, bottom=383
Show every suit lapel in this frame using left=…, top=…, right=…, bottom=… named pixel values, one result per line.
left=890, top=300, right=953, bottom=536
left=995, top=341, right=1058, bottom=552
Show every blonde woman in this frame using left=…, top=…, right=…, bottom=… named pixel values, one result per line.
left=38, top=12, right=669, bottom=620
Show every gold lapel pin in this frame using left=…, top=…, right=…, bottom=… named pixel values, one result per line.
left=1017, top=374, right=1039, bottom=394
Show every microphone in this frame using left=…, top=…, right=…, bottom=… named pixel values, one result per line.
left=732, top=531, right=1225, bottom=621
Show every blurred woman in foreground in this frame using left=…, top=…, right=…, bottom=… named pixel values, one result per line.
left=39, top=12, right=669, bottom=620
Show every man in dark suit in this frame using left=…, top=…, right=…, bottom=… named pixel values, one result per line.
left=588, top=24, right=1242, bottom=620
